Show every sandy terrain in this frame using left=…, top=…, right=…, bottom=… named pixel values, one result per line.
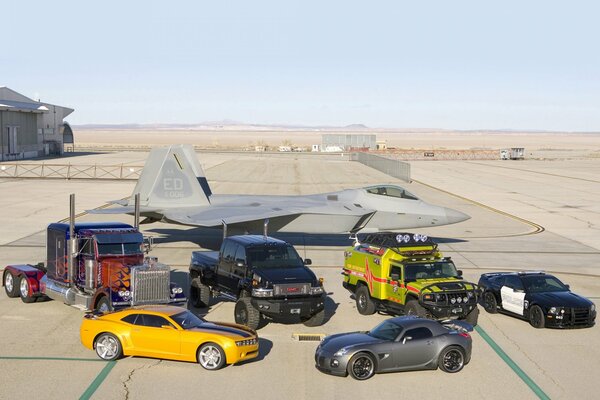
left=73, top=129, right=600, bottom=159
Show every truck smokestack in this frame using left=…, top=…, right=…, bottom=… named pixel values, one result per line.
left=67, top=194, right=78, bottom=287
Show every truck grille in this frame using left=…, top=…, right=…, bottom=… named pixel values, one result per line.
left=131, top=264, right=171, bottom=305
left=273, top=283, right=310, bottom=297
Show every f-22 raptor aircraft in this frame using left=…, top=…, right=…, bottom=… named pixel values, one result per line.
left=93, top=145, right=469, bottom=234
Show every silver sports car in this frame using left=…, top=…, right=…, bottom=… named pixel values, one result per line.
left=315, top=316, right=473, bottom=380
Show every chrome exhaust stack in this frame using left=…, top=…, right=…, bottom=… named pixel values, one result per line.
left=67, top=194, right=78, bottom=288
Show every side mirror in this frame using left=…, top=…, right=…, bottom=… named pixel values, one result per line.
left=565, top=284, right=570, bottom=290
left=304, top=258, right=312, bottom=265
left=390, top=273, right=400, bottom=281
left=402, top=336, right=412, bottom=344
left=457, top=270, right=463, bottom=277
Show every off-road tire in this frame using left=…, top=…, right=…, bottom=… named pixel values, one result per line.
left=3, top=271, right=19, bottom=298
left=439, top=346, right=466, bottom=373
left=483, top=291, right=498, bottom=314
left=464, top=307, right=479, bottom=326
left=191, top=282, right=211, bottom=308
left=19, top=276, right=36, bottom=303
left=355, top=285, right=376, bottom=315
left=529, top=305, right=545, bottom=329
left=347, top=352, right=376, bottom=380
left=405, top=299, right=427, bottom=317
left=302, top=308, right=326, bottom=327
left=95, top=333, right=122, bottom=361
left=234, top=296, right=261, bottom=330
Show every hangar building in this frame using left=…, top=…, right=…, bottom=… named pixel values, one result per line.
left=0, top=87, right=74, bottom=160
left=322, top=134, right=376, bottom=151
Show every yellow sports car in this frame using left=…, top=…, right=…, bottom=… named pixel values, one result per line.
left=80, top=305, right=259, bottom=370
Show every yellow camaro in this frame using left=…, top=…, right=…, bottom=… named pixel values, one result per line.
left=80, top=305, right=259, bottom=370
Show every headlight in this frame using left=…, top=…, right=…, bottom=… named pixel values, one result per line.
left=236, top=338, right=258, bottom=347
left=310, top=286, right=324, bottom=295
left=171, top=287, right=183, bottom=294
left=591, top=304, right=596, bottom=312
left=252, top=288, right=273, bottom=297
left=549, top=307, right=557, bottom=314
left=456, top=297, right=462, bottom=304
left=334, top=347, right=350, bottom=357
left=450, top=297, right=456, bottom=304
left=118, top=290, right=130, bottom=297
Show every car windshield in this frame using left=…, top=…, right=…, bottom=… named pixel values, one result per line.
left=368, top=320, right=404, bottom=341
left=97, top=243, right=142, bottom=256
left=522, top=276, right=569, bottom=293
left=246, top=245, right=304, bottom=268
left=170, top=310, right=206, bottom=329
left=405, top=261, right=459, bottom=281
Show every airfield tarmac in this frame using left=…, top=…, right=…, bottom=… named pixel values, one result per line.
left=1, top=150, right=599, bottom=399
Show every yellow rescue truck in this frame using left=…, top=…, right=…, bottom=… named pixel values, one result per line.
left=342, top=233, right=479, bottom=325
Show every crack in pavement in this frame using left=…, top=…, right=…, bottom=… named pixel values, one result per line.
left=122, top=359, right=162, bottom=400
left=485, top=316, right=565, bottom=395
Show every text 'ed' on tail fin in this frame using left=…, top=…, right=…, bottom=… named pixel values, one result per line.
left=129, top=144, right=211, bottom=208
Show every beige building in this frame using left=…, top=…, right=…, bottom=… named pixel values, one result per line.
left=0, top=87, right=74, bottom=160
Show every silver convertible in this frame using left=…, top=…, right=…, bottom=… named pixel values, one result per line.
left=315, top=316, right=473, bottom=380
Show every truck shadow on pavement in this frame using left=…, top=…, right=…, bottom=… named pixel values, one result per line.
left=147, top=227, right=468, bottom=249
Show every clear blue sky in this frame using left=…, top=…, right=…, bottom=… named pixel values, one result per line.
left=2, top=1, right=599, bottom=131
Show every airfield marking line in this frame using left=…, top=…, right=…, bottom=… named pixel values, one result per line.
left=411, top=179, right=545, bottom=236
left=79, top=361, right=116, bottom=400
left=475, top=325, right=551, bottom=400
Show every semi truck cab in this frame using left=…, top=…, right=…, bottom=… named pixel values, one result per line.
left=3, top=222, right=186, bottom=311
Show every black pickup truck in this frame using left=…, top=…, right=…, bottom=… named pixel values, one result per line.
left=189, top=235, right=327, bottom=330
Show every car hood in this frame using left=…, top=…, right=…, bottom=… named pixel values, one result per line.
left=320, top=332, right=382, bottom=353
left=530, top=291, right=593, bottom=308
left=254, top=266, right=316, bottom=284
left=188, top=322, right=254, bottom=338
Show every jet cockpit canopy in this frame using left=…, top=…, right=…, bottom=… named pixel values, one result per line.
left=364, top=185, right=419, bottom=201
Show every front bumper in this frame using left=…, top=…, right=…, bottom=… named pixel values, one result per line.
left=227, top=344, right=260, bottom=364
left=426, top=302, right=478, bottom=319
left=252, top=294, right=325, bottom=319
left=544, top=308, right=596, bottom=329
left=314, top=349, right=349, bottom=377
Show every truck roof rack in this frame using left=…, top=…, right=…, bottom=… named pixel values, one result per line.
left=360, top=233, right=437, bottom=256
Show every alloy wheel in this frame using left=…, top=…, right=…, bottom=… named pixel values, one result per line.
left=443, top=349, right=464, bottom=372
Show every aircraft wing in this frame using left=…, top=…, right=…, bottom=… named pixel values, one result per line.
left=162, top=203, right=374, bottom=229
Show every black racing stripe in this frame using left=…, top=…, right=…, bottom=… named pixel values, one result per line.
left=197, top=324, right=252, bottom=338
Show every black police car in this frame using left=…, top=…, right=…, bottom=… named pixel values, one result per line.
left=478, top=271, right=596, bottom=328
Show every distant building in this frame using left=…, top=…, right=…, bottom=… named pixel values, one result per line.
left=322, top=134, right=376, bottom=151
left=0, top=87, right=74, bottom=160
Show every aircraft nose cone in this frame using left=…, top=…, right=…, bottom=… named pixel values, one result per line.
left=444, top=208, right=470, bottom=224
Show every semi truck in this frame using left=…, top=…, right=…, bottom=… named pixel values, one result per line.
left=189, top=235, right=326, bottom=330
left=2, top=194, right=186, bottom=311
left=342, top=232, right=479, bottom=325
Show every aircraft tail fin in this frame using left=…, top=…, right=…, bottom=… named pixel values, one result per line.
left=129, top=144, right=211, bottom=208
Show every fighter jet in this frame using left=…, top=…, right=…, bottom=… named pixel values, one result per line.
left=91, top=145, right=469, bottom=234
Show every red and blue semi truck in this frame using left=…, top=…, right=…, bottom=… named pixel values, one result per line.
left=2, top=196, right=186, bottom=311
